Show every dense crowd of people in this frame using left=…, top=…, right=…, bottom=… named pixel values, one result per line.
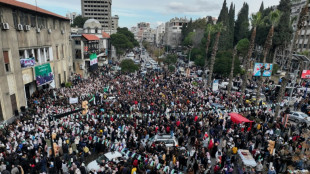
left=0, top=65, right=309, bottom=174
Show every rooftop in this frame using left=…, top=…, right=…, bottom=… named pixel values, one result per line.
left=0, top=0, right=68, bottom=20
left=82, top=34, right=100, bottom=41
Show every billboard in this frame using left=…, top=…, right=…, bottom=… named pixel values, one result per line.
left=89, top=53, right=98, bottom=71
left=20, top=58, right=35, bottom=68
left=253, top=63, right=273, bottom=77
left=301, top=70, right=310, bottom=79
left=35, top=63, right=54, bottom=86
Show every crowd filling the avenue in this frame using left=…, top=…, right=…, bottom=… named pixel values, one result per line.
left=0, top=65, right=309, bottom=174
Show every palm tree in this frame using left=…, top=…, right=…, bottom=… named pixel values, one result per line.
left=275, top=0, right=309, bottom=116
left=256, top=10, right=281, bottom=105
left=208, top=22, right=225, bottom=87
left=204, top=24, right=215, bottom=86
left=228, top=46, right=237, bottom=93
left=240, top=12, right=263, bottom=104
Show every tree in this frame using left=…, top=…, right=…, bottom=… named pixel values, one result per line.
left=234, top=3, right=249, bottom=45
left=213, top=50, right=241, bottom=78
left=208, top=22, right=225, bottom=87
left=120, top=59, right=140, bottom=73
left=240, top=12, right=263, bottom=103
left=227, top=3, right=235, bottom=49
left=194, top=55, right=205, bottom=67
left=71, top=15, right=87, bottom=28
left=110, top=33, right=133, bottom=59
left=275, top=0, right=309, bottom=116
left=164, top=54, right=177, bottom=65
left=228, top=46, right=237, bottom=93
left=259, top=1, right=264, bottom=13
left=183, top=32, right=195, bottom=46
left=237, top=38, right=250, bottom=59
left=217, top=0, right=230, bottom=51
left=273, top=0, right=293, bottom=62
left=204, top=24, right=215, bottom=72
left=256, top=10, right=281, bottom=104
left=117, top=27, right=139, bottom=47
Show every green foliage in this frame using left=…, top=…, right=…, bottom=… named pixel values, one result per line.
left=164, top=54, right=177, bottom=65
left=236, top=38, right=250, bottom=58
left=183, top=32, right=195, bottom=46
left=189, top=47, right=206, bottom=62
left=194, top=55, right=205, bottom=67
left=273, top=0, right=293, bottom=48
left=120, top=59, right=139, bottom=73
left=300, top=50, right=310, bottom=57
left=213, top=50, right=241, bottom=77
left=272, top=64, right=280, bottom=75
left=227, top=3, right=235, bottom=50
left=234, top=3, right=249, bottom=45
left=217, top=0, right=232, bottom=51
left=168, top=65, right=175, bottom=72
left=181, top=18, right=207, bottom=44
left=256, top=7, right=273, bottom=46
left=111, top=33, right=133, bottom=57
left=65, top=82, right=72, bottom=88
left=71, top=15, right=87, bottom=28
left=259, top=1, right=264, bottom=13
left=117, top=27, right=139, bottom=47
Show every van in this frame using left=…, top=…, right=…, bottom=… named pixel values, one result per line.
left=147, top=134, right=178, bottom=147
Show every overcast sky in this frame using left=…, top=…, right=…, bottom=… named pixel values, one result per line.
left=19, top=0, right=280, bottom=28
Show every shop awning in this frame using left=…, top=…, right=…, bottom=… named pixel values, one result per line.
left=229, top=112, right=254, bottom=124
left=82, top=34, right=100, bottom=41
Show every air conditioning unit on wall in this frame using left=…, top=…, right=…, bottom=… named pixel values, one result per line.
left=61, top=29, right=65, bottom=34
left=2, top=23, right=9, bottom=30
left=24, top=25, right=30, bottom=31
left=17, top=24, right=23, bottom=31
left=48, top=29, right=52, bottom=34
left=80, top=64, right=84, bottom=70
left=36, top=28, right=41, bottom=33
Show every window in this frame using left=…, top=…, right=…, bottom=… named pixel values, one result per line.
left=304, top=44, right=308, bottom=48
left=56, top=46, right=59, bottom=60
left=75, top=40, right=81, bottom=45
left=31, top=14, right=36, bottom=27
left=3, top=51, right=10, bottom=72
left=20, top=12, right=28, bottom=25
left=12, top=9, right=18, bottom=28
left=62, top=44, right=64, bottom=58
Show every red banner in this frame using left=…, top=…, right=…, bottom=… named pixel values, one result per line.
left=301, top=70, right=310, bottom=79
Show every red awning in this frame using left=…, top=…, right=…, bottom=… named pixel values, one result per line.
left=82, top=34, right=100, bottom=41
left=229, top=112, right=254, bottom=124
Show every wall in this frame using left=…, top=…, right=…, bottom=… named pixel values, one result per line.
left=0, top=5, right=71, bottom=120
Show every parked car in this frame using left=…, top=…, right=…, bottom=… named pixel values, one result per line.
left=145, top=63, right=152, bottom=69
left=87, top=151, right=126, bottom=171
left=288, top=111, right=310, bottom=127
left=147, top=134, right=178, bottom=147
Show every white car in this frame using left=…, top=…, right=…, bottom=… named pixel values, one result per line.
left=87, top=151, right=125, bottom=171
left=288, top=112, right=310, bottom=126
left=147, top=134, right=178, bottom=147
left=145, top=63, right=152, bottom=69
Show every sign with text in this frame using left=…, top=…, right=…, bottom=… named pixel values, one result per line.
left=253, top=63, right=273, bottom=77
left=212, top=80, right=219, bottom=91
left=35, top=63, right=54, bottom=86
left=301, top=70, right=310, bottom=79
left=20, top=58, right=36, bottom=68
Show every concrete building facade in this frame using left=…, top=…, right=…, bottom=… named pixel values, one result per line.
left=163, top=17, right=188, bottom=48
left=81, top=0, right=119, bottom=34
left=66, top=12, right=77, bottom=24
left=155, top=23, right=165, bottom=46
left=0, top=0, right=71, bottom=121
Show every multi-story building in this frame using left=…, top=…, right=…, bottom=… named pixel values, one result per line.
left=81, top=0, right=119, bottom=34
left=71, top=19, right=111, bottom=77
left=163, top=17, right=188, bottom=48
left=66, top=12, right=77, bottom=24
left=142, top=28, right=156, bottom=44
left=0, top=0, right=72, bottom=121
left=111, top=15, right=119, bottom=33
left=155, top=23, right=165, bottom=46
left=290, top=0, right=310, bottom=53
